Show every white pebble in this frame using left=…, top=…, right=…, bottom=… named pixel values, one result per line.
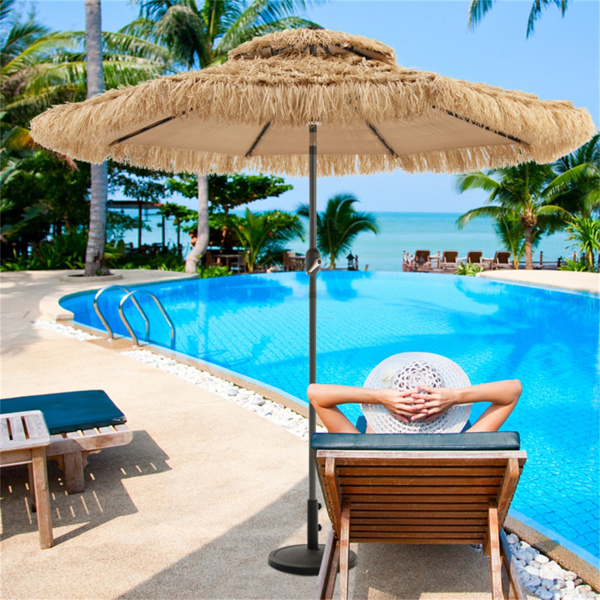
left=526, top=565, right=541, bottom=576
left=537, top=590, right=553, bottom=600
left=576, top=586, right=592, bottom=595
left=536, top=555, right=551, bottom=564
left=565, top=572, right=578, bottom=582
left=506, top=533, right=519, bottom=544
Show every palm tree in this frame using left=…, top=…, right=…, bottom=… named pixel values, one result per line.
left=468, top=0, right=569, bottom=38
left=456, top=163, right=570, bottom=270
left=128, top=0, right=319, bottom=273
left=545, top=134, right=600, bottom=219
left=233, top=208, right=303, bottom=273
left=298, top=193, right=379, bottom=269
left=1, top=0, right=169, bottom=274
left=83, top=0, right=108, bottom=275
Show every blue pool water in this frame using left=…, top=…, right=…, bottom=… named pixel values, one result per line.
left=61, top=272, right=599, bottom=559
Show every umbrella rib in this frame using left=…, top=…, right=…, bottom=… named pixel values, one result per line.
left=442, top=109, right=529, bottom=147
left=245, top=122, right=272, bottom=157
left=365, top=122, right=397, bottom=156
left=108, top=113, right=188, bottom=147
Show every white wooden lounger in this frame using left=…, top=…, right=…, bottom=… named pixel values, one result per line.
left=47, top=423, right=133, bottom=493
left=1, top=390, right=133, bottom=494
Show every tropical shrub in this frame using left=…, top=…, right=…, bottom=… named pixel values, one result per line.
left=559, top=256, right=592, bottom=272
left=455, top=262, right=484, bottom=276
left=233, top=209, right=304, bottom=273
left=564, top=216, right=599, bottom=271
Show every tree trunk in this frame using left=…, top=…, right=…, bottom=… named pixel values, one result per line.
left=84, top=0, right=108, bottom=276
left=524, top=226, right=533, bottom=270
left=185, top=174, right=209, bottom=273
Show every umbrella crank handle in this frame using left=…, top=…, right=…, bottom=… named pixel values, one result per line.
left=306, top=248, right=322, bottom=276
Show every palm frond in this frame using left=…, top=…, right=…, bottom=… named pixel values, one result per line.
left=215, top=0, right=316, bottom=59
left=467, top=0, right=495, bottom=30
left=457, top=205, right=511, bottom=229
left=455, top=171, right=499, bottom=194
left=154, top=4, right=209, bottom=68
left=527, top=0, right=570, bottom=38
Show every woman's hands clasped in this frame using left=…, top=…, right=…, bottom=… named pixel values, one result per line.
left=379, top=386, right=460, bottom=423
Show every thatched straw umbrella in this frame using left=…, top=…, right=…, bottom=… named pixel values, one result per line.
left=31, top=27, right=596, bottom=575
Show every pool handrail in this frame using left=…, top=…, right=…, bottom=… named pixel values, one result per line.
left=94, top=285, right=134, bottom=339
left=118, top=290, right=176, bottom=349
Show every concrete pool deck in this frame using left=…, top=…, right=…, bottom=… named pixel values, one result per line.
left=1, top=269, right=598, bottom=599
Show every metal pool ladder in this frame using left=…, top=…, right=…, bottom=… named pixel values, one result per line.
left=93, top=285, right=176, bottom=349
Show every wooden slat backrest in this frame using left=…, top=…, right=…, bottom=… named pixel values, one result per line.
left=316, top=449, right=526, bottom=546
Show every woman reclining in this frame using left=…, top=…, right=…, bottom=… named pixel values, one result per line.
left=308, top=379, right=522, bottom=434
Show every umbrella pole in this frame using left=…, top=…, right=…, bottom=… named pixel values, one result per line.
left=268, top=124, right=357, bottom=576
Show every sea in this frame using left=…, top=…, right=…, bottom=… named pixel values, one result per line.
left=116, top=209, right=574, bottom=271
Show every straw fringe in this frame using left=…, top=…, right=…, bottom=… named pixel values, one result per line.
left=108, top=141, right=533, bottom=177
left=30, top=28, right=597, bottom=174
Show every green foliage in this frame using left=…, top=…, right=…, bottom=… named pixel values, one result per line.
left=559, top=256, right=593, bottom=272
left=1, top=0, right=169, bottom=127
left=108, top=162, right=171, bottom=205
left=454, top=262, right=484, bottom=276
left=546, top=134, right=600, bottom=219
left=107, top=211, right=151, bottom=242
left=1, top=149, right=90, bottom=254
left=233, top=208, right=303, bottom=272
left=0, top=230, right=87, bottom=270
left=167, top=172, right=293, bottom=215
left=297, top=194, right=379, bottom=269
left=565, top=215, right=600, bottom=271
left=197, top=265, right=231, bottom=279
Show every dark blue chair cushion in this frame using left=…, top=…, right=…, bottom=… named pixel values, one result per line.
left=311, top=431, right=520, bottom=451
left=0, top=390, right=127, bottom=435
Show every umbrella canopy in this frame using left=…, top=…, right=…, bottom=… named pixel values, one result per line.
left=31, top=28, right=594, bottom=176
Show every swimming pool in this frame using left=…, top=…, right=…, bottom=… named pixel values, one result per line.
left=61, top=271, right=600, bottom=560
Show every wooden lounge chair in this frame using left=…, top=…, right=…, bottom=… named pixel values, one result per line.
left=0, top=390, right=133, bottom=493
left=414, top=250, right=432, bottom=271
left=312, top=432, right=527, bottom=600
left=467, top=251, right=484, bottom=265
left=494, top=251, right=512, bottom=269
left=441, top=250, right=459, bottom=271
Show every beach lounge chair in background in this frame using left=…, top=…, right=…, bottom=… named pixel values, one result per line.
left=441, top=250, right=459, bottom=271
left=467, top=251, right=484, bottom=266
left=0, top=390, right=133, bottom=493
left=414, top=249, right=432, bottom=271
left=493, top=251, right=512, bottom=269
left=312, top=432, right=527, bottom=600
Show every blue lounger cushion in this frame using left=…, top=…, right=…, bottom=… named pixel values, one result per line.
left=311, top=431, right=520, bottom=451
left=0, top=390, right=127, bottom=435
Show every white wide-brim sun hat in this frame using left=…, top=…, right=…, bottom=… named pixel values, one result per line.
left=362, top=352, right=471, bottom=434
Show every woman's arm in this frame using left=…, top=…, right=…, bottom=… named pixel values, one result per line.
left=307, top=384, right=427, bottom=433
left=412, top=380, right=522, bottom=432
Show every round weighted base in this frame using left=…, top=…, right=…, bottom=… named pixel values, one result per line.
left=268, top=544, right=358, bottom=576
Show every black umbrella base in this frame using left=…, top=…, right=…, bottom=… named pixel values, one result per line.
left=268, top=544, right=358, bottom=576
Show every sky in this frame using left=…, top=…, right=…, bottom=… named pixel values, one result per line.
left=21, top=0, right=600, bottom=213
